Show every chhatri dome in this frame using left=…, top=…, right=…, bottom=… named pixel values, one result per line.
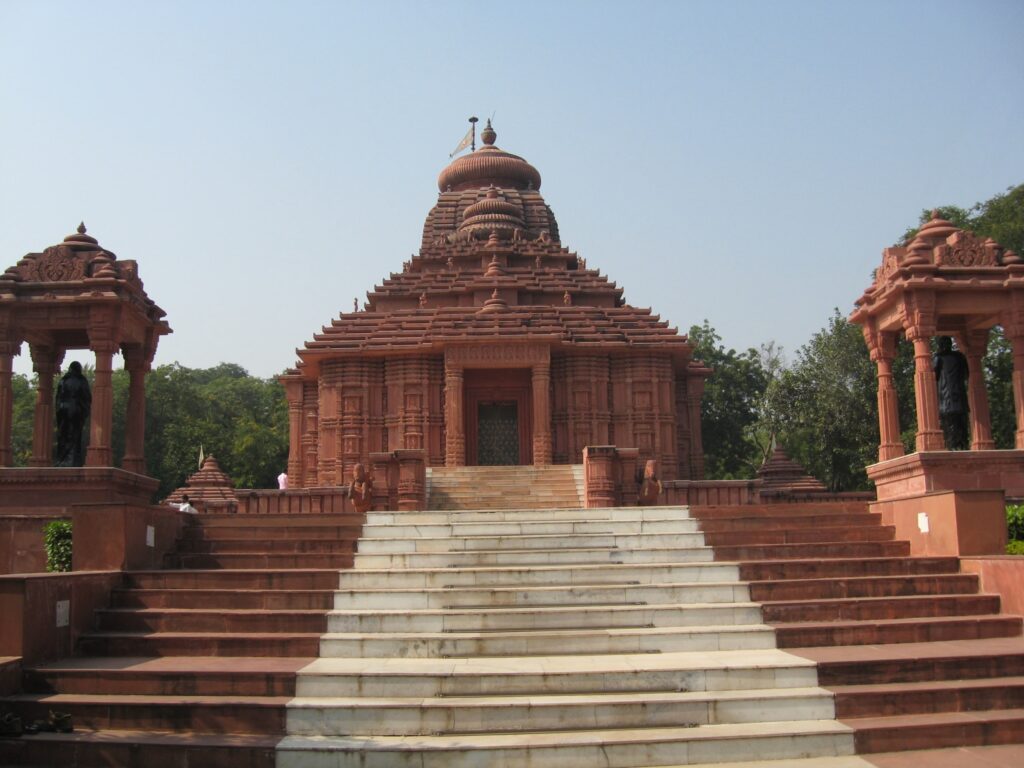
left=282, top=120, right=708, bottom=485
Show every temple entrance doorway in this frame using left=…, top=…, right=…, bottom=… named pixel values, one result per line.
left=464, top=369, right=533, bottom=465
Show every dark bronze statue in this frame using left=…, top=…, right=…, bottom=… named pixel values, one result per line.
left=55, top=361, right=91, bottom=466
left=933, top=336, right=969, bottom=450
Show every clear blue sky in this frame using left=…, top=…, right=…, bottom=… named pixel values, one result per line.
left=2, top=0, right=1022, bottom=377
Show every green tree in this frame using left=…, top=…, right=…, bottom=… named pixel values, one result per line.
left=689, top=321, right=768, bottom=479
left=774, top=311, right=879, bottom=491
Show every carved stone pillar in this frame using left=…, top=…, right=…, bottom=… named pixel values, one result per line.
left=907, top=328, right=944, bottom=452
left=121, top=346, right=151, bottom=474
left=1011, top=332, right=1024, bottom=450
left=85, top=342, right=117, bottom=467
left=284, top=379, right=304, bottom=488
left=686, top=370, right=707, bottom=480
left=29, top=344, right=62, bottom=467
left=0, top=341, right=17, bottom=467
left=866, top=328, right=904, bottom=461
left=532, top=360, right=552, bottom=465
left=444, top=362, right=465, bottom=466
left=960, top=329, right=995, bottom=450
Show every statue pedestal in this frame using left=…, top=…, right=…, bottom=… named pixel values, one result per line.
left=866, top=451, right=1023, bottom=556
left=0, top=467, right=159, bottom=509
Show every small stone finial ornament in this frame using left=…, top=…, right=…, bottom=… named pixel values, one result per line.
left=353, top=298, right=359, bottom=312
left=77, top=222, right=87, bottom=235
left=563, top=290, right=572, bottom=306
left=481, top=118, right=497, bottom=146
left=447, top=256, right=455, bottom=269
left=419, top=292, right=427, bottom=308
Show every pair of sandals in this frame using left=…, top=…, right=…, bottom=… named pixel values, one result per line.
left=0, top=710, right=73, bottom=736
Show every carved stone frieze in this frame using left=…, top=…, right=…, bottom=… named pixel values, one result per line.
left=445, top=342, right=550, bottom=367
left=940, top=231, right=997, bottom=268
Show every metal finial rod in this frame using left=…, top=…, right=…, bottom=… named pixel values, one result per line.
left=469, top=116, right=478, bottom=151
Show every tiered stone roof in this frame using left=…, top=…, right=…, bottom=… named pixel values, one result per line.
left=164, top=455, right=238, bottom=506
left=757, top=446, right=828, bottom=494
left=290, top=122, right=696, bottom=374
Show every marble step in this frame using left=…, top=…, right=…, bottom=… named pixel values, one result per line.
left=276, top=719, right=853, bottom=768
left=353, top=545, right=715, bottom=569
left=355, top=531, right=707, bottom=554
left=293, top=649, right=820, bottom=698
left=331, top=581, right=751, bottom=609
left=367, top=505, right=689, bottom=524
left=286, top=686, right=836, bottom=736
left=318, top=624, right=775, bottom=657
left=338, top=561, right=742, bottom=589
left=359, top=517, right=699, bottom=537
left=326, top=602, right=763, bottom=633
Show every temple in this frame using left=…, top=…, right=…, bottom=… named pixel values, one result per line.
left=282, top=121, right=709, bottom=484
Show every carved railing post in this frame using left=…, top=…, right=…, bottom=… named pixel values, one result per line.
left=583, top=446, right=617, bottom=508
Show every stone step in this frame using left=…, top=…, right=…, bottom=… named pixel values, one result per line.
left=95, top=607, right=328, bottom=634
left=748, top=573, right=982, bottom=601
left=367, top=506, right=688, bottom=524
left=774, top=615, right=1024, bottom=648
left=275, top=719, right=853, bottom=768
left=318, top=624, right=775, bottom=657
left=293, top=649, right=820, bottom=698
left=691, top=503, right=869, bottom=518
left=24, top=657, right=307, bottom=697
left=286, top=686, right=836, bottom=736
left=712, top=541, right=911, bottom=561
left=181, top=524, right=363, bottom=541
left=799, top=638, right=1024, bottom=686
left=703, top=526, right=896, bottom=546
left=738, top=556, right=961, bottom=581
left=174, top=538, right=357, bottom=554
left=78, top=631, right=322, bottom=657
left=832, top=676, right=1024, bottom=718
left=846, top=708, right=1024, bottom=753
left=331, top=581, right=750, bottom=610
left=696, top=513, right=883, bottom=531
left=6, top=691, right=290, bottom=734
left=352, top=545, right=716, bottom=569
left=164, top=552, right=355, bottom=569
left=192, top=513, right=361, bottom=528
left=0, top=730, right=278, bottom=768
left=326, top=602, right=763, bottom=633
left=111, top=588, right=336, bottom=610
left=359, top=517, right=699, bottom=537
left=355, top=531, right=708, bottom=554
left=762, top=594, right=1003, bottom=623
left=125, top=568, right=340, bottom=591
left=337, top=561, right=741, bottom=589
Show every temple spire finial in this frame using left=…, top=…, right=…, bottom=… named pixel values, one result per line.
left=77, top=222, right=87, bottom=234
left=481, top=118, right=496, bottom=146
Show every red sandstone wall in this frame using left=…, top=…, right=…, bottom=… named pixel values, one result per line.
left=0, top=514, right=67, bottom=574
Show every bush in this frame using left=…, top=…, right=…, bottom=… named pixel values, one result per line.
left=1007, top=539, right=1024, bottom=556
left=1008, top=504, right=1024, bottom=541
left=43, top=520, right=72, bottom=572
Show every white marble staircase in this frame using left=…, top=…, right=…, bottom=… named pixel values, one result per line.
left=278, top=502, right=854, bottom=767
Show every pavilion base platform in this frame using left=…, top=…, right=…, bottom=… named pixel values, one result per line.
left=0, top=467, right=160, bottom=508
left=867, top=451, right=1022, bottom=557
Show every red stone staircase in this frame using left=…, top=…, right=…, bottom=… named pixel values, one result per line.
left=690, top=502, right=1024, bottom=756
left=0, top=511, right=361, bottom=767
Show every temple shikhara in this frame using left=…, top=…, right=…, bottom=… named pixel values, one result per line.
left=282, top=120, right=709, bottom=485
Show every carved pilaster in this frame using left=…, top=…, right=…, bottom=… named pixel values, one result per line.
left=283, top=378, right=304, bottom=488
left=903, top=292, right=943, bottom=452
left=444, top=363, right=465, bottom=466
left=122, top=342, right=154, bottom=474
left=532, top=360, right=552, bottom=465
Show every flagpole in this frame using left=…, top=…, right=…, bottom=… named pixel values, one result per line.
left=469, top=116, right=478, bottom=151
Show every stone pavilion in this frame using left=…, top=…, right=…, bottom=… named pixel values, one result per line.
left=283, top=121, right=709, bottom=485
